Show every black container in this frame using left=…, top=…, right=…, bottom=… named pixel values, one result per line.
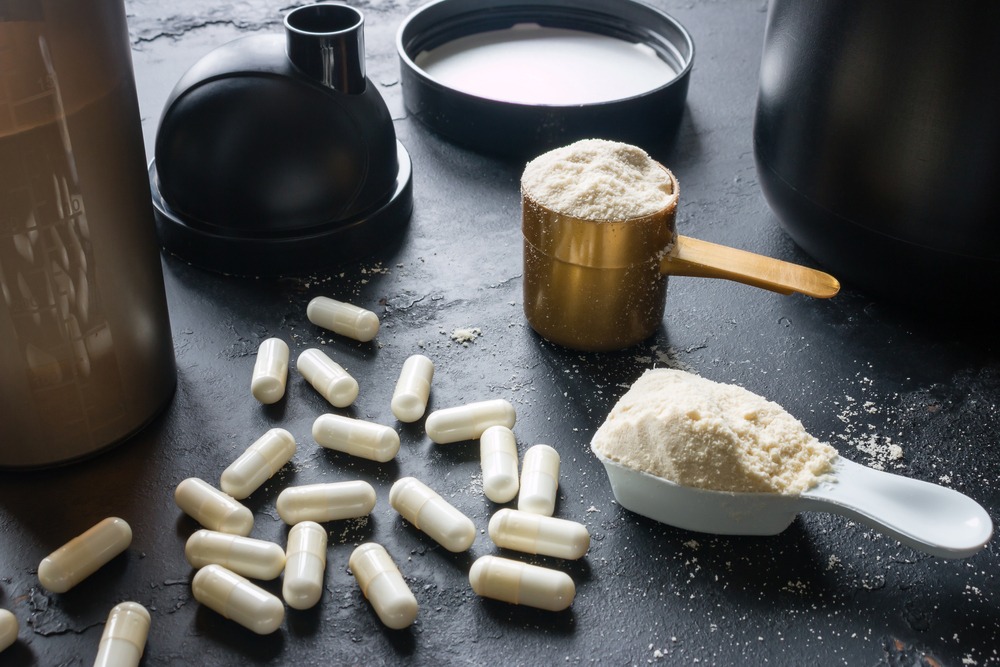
left=753, top=0, right=1000, bottom=311
left=151, top=3, right=413, bottom=276
left=396, top=0, right=694, bottom=160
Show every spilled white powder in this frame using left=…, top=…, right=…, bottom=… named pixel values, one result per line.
left=520, top=138, right=674, bottom=221
left=449, top=327, right=481, bottom=344
left=591, top=369, right=839, bottom=494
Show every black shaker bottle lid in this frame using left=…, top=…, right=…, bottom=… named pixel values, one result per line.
left=150, top=3, right=413, bottom=277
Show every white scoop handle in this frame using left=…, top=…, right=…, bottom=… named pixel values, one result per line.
left=596, top=450, right=993, bottom=559
left=799, top=458, right=993, bottom=559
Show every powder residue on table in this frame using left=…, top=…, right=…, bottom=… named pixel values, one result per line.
left=591, top=368, right=838, bottom=494
left=521, top=138, right=674, bottom=221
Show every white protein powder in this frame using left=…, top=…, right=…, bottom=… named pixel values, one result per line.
left=591, top=368, right=839, bottom=494
left=521, top=138, right=674, bottom=221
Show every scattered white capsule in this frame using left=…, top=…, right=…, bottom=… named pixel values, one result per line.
left=468, top=555, right=575, bottom=612
left=185, top=530, right=286, bottom=580
left=425, top=398, right=516, bottom=444
left=389, top=477, right=476, bottom=552
left=37, top=517, right=132, bottom=593
left=296, top=348, right=359, bottom=408
left=313, top=413, right=400, bottom=462
left=192, top=564, right=284, bottom=635
left=93, top=601, right=150, bottom=667
left=488, top=508, right=590, bottom=560
left=276, top=480, right=377, bottom=525
left=250, top=337, right=289, bottom=404
left=0, top=609, right=18, bottom=653
left=480, top=425, right=519, bottom=503
left=174, top=477, right=254, bottom=536
left=282, top=521, right=327, bottom=610
left=307, top=296, right=380, bottom=342
left=349, top=542, right=418, bottom=630
left=518, top=444, right=560, bottom=516
left=390, top=354, right=434, bottom=422
left=220, top=428, right=297, bottom=500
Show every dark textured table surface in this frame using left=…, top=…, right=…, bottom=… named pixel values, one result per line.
left=1, top=1, right=998, bottom=665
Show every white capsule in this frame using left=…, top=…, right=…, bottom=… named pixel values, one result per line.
left=312, top=413, right=400, bottom=463
left=282, top=521, right=327, bottom=610
left=0, top=609, right=18, bottom=653
left=389, top=477, right=476, bottom=552
left=174, top=478, right=254, bottom=536
left=250, top=337, right=289, bottom=404
left=518, top=444, right=560, bottom=516
left=220, top=428, right=297, bottom=499
left=488, top=508, right=590, bottom=560
left=349, top=543, right=418, bottom=630
left=390, top=354, right=434, bottom=422
left=425, top=398, right=516, bottom=444
left=276, top=481, right=377, bottom=525
left=37, top=517, right=132, bottom=593
left=192, top=564, right=284, bottom=635
left=307, top=296, right=380, bottom=342
left=185, top=530, right=286, bottom=580
left=468, top=555, right=575, bottom=612
left=296, top=348, right=359, bottom=408
left=480, top=425, right=519, bottom=503
left=93, top=601, right=150, bottom=667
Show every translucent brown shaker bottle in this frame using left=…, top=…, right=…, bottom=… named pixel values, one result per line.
left=0, top=0, right=176, bottom=467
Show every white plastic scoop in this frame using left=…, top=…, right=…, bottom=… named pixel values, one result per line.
left=595, top=452, right=993, bottom=559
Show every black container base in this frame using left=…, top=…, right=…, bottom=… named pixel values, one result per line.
left=756, top=156, right=1000, bottom=319
left=149, top=142, right=413, bottom=278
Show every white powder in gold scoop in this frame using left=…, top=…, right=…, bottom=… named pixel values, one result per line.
left=521, top=138, right=674, bottom=221
left=591, top=369, right=838, bottom=494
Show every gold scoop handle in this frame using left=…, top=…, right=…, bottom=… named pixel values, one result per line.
left=660, top=235, right=840, bottom=298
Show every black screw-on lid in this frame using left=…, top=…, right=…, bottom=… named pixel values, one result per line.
left=395, top=0, right=694, bottom=159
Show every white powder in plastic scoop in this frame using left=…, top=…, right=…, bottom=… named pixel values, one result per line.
left=591, top=368, right=839, bottom=494
left=521, top=138, right=674, bottom=221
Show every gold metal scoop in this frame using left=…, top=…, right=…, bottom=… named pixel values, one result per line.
left=522, top=167, right=839, bottom=351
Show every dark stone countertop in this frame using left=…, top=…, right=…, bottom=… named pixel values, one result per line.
left=1, top=1, right=997, bottom=665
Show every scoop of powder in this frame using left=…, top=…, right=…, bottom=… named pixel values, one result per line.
left=521, top=138, right=674, bottom=221
left=591, top=368, right=838, bottom=494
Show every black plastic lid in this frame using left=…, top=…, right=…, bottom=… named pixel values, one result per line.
left=396, top=0, right=694, bottom=159
left=151, top=4, right=413, bottom=277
